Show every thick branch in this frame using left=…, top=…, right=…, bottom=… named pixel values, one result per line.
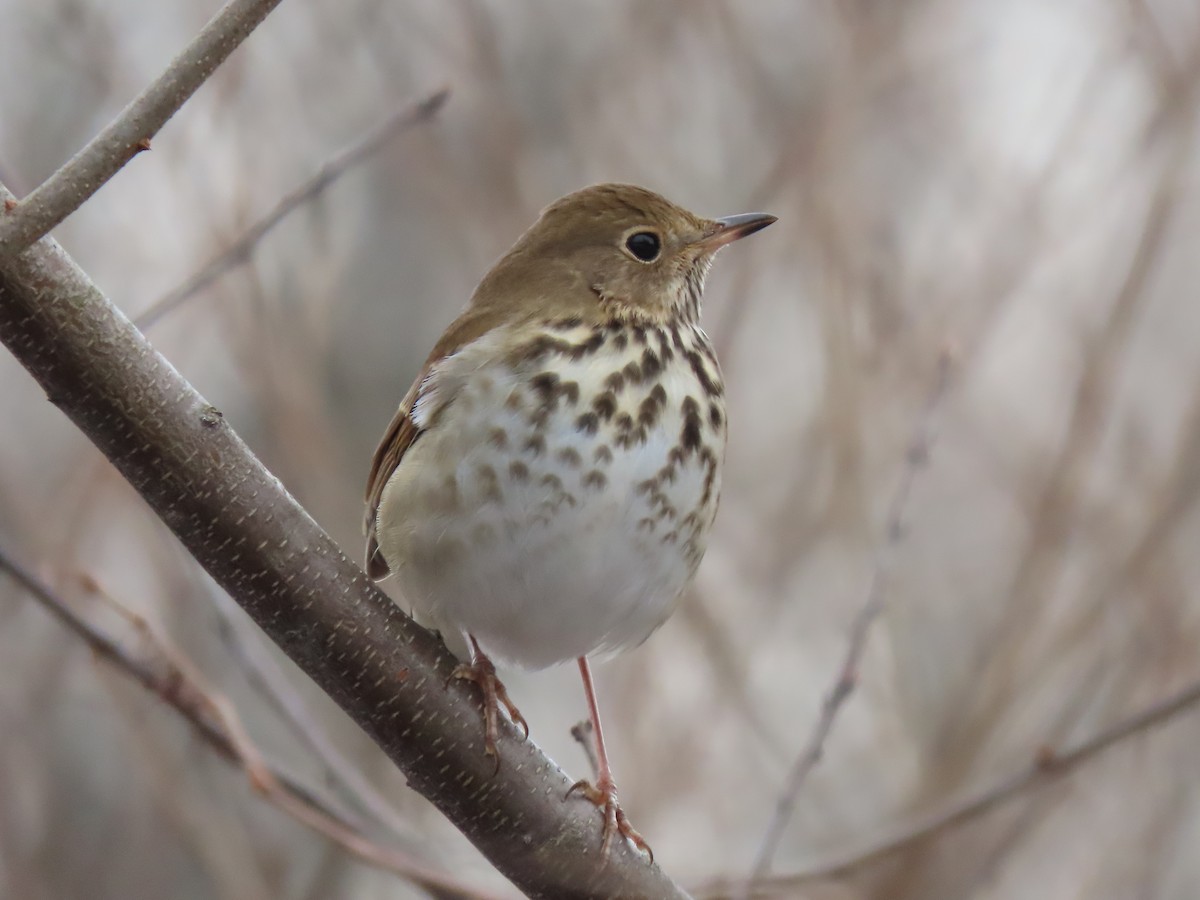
left=0, top=0, right=285, bottom=259
left=0, top=187, right=690, bottom=898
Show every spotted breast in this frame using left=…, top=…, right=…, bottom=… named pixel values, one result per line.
left=373, top=316, right=725, bottom=669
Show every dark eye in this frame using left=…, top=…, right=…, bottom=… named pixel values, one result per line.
left=625, top=231, right=661, bottom=262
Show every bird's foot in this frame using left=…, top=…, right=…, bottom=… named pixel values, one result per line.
left=567, top=776, right=653, bottom=862
left=452, top=654, right=528, bottom=767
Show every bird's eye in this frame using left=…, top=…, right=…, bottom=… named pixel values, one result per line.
left=625, top=231, right=661, bottom=262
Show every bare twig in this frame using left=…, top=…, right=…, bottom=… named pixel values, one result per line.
left=0, top=546, right=272, bottom=793
left=570, top=719, right=600, bottom=780
left=134, top=87, right=450, bottom=330
left=207, top=585, right=419, bottom=842
left=75, top=571, right=279, bottom=793
left=741, top=351, right=955, bottom=893
left=706, top=671, right=1200, bottom=897
left=0, top=0, right=285, bottom=260
left=0, top=547, right=504, bottom=900
left=936, top=39, right=1200, bottom=775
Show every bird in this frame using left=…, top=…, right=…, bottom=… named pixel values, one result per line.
left=364, top=183, right=775, bottom=857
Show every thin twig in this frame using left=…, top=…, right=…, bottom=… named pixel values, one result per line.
left=0, top=548, right=348, bottom=825
left=75, top=571, right=280, bottom=793
left=207, top=585, right=419, bottom=842
left=706, top=671, right=1200, bottom=897
left=0, top=547, right=506, bottom=900
left=134, top=87, right=450, bottom=330
left=570, top=719, right=600, bottom=780
left=741, top=351, right=955, bottom=893
left=930, top=32, right=1200, bottom=778
left=0, top=0, right=285, bottom=260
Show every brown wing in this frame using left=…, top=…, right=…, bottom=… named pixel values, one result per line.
left=363, top=377, right=424, bottom=580
left=361, top=306, right=500, bottom=578
left=362, top=302, right=524, bottom=580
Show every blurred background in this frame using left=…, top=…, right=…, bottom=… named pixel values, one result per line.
left=3, top=0, right=1200, bottom=897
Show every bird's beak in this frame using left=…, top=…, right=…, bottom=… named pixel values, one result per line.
left=695, top=212, right=777, bottom=251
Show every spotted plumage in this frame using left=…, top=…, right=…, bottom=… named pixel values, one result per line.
left=370, top=317, right=725, bottom=667
left=362, top=183, right=774, bottom=858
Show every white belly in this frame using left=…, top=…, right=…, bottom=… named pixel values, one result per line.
left=375, top=324, right=724, bottom=669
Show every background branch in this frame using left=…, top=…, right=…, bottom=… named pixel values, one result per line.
left=43, top=557, right=500, bottom=900
left=207, top=584, right=420, bottom=842
left=134, top=87, right=450, bottom=330
left=0, top=545, right=363, bottom=838
left=712, top=669, right=1200, bottom=897
left=741, top=351, right=954, bottom=891
left=0, top=181, right=690, bottom=898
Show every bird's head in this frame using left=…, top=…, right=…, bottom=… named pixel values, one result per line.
left=475, top=183, right=776, bottom=326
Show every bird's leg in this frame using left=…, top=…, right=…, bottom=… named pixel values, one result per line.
left=452, top=635, right=528, bottom=766
left=566, top=656, right=653, bottom=861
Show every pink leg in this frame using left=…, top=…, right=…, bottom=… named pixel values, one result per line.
left=567, top=656, right=653, bottom=860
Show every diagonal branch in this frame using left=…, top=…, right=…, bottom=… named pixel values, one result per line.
left=710, top=670, right=1200, bottom=898
left=134, top=87, right=450, bottom=330
left=0, top=0, right=286, bottom=260
left=0, top=181, right=691, bottom=898
left=0, top=548, right=503, bottom=899
left=207, top=584, right=421, bottom=842
left=0, top=546, right=356, bottom=837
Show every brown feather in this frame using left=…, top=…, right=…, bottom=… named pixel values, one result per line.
left=362, top=304, right=518, bottom=579
left=363, top=380, right=422, bottom=578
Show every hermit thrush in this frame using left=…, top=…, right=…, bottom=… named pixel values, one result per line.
left=364, top=183, right=774, bottom=857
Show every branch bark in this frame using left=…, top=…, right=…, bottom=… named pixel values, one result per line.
left=0, top=182, right=690, bottom=898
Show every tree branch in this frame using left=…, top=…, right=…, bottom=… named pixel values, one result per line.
left=0, top=0, right=286, bottom=260
left=0, top=550, right=499, bottom=898
left=707, top=670, right=1200, bottom=897
left=0, top=546, right=361, bottom=840
left=207, top=584, right=421, bottom=843
left=134, top=87, right=450, bottom=330
left=741, top=351, right=954, bottom=893
left=0, top=182, right=690, bottom=898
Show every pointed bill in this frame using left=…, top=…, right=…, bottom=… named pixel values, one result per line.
left=696, top=212, right=777, bottom=250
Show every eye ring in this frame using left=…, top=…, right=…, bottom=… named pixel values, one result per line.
left=624, top=230, right=662, bottom=263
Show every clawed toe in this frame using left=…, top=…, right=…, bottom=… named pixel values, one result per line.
left=452, top=646, right=528, bottom=766
left=567, top=778, right=653, bottom=862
